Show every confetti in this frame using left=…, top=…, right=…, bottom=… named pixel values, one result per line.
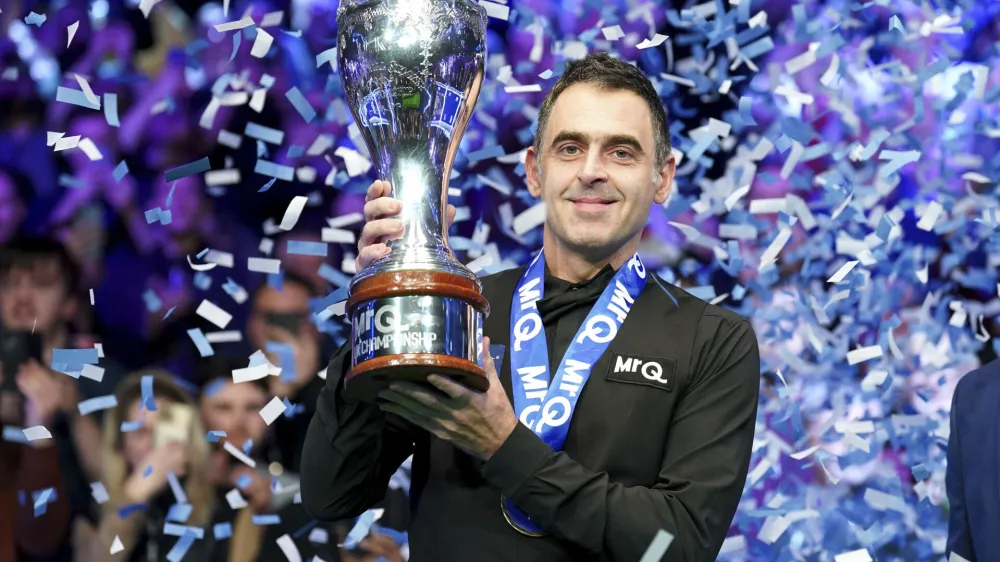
left=187, top=328, right=215, bottom=357
left=22, top=426, right=52, bottom=442
left=24, top=12, right=46, bottom=27
left=285, top=87, right=316, bottom=123
left=195, top=299, right=233, bottom=329
left=276, top=534, right=303, bottom=562
left=223, top=441, right=256, bottom=468
left=259, top=396, right=288, bottom=425
left=250, top=28, right=274, bottom=58
left=67, top=21, right=79, bottom=47
left=638, top=529, right=674, bottom=562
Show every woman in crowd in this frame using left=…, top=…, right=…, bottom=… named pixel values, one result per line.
left=83, top=369, right=338, bottom=562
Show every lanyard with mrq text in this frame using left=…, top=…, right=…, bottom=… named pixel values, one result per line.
left=503, top=249, right=647, bottom=536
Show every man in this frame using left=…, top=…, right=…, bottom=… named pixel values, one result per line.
left=301, top=53, right=761, bottom=561
left=946, top=359, right=1000, bottom=561
left=246, top=272, right=325, bottom=473
left=0, top=236, right=118, bottom=560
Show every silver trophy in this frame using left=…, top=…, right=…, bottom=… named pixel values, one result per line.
left=337, top=0, right=490, bottom=402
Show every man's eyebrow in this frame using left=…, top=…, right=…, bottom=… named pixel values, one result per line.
left=549, top=131, right=646, bottom=154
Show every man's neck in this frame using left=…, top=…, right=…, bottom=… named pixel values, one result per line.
left=542, top=229, right=641, bottom=284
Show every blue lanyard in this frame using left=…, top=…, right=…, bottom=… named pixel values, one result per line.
left=508, top=250, right=647, bottom=450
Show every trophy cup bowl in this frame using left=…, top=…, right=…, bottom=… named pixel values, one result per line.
left=337, top=0, right=490, bottom=402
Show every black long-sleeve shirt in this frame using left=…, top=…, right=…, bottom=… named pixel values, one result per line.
left=300, top=263, right=761, bottom=561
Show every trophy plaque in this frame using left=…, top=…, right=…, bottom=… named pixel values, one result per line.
left=337, top=0, right=490, bottom=402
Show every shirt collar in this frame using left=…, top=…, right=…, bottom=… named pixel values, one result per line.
left=543, top=262, right=617, bottom=296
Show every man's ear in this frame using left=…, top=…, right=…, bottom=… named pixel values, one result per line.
left=524, top=146, right=543, bottom=199
left=653, top=156, right=676, bottom=205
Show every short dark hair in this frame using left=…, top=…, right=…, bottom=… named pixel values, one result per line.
left=533, top=52, right=672, bottom=171
left=251, top=269, right=319, bottom=305
left=0, top=236, right=81, bottom=295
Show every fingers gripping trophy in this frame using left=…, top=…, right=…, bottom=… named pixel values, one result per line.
left=337, top=0, right=490, bottom=402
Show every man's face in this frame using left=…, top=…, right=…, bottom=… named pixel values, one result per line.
left=525, top=83, right=674, bottom=259
left=248, top=282, right=313, bottom=350
left=0, top=261, right=75, bottom=334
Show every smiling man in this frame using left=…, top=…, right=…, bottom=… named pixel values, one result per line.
left=301, top=52, right=761, bottom=562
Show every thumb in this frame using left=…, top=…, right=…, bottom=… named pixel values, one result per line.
left=481, top=336, right=500, bottom=381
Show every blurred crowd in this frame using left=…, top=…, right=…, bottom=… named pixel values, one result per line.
left=2, top=0, right=1000, bottom=560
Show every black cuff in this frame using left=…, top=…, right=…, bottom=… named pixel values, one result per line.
left=479, top=423, right=554, bottom=499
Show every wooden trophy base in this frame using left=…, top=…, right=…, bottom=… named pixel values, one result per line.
left=344, top=269, right=490, bottom=403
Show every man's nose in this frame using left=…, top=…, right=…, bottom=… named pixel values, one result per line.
left=577, top=150, right=608, bottom=185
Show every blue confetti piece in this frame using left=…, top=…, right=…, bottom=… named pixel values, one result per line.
left=24, top=11, right=47, bottom=27
left=466, top=145, right=505, bottom=162
left=187, top=328, right=215, bottom=357
left=113, top=160, right=129, bottom=182
left=741, top=36, right=774, bottom=60
left=259, top=177, right=278, bottom=192
left=266, top=341, right=297, bottom=381
left=166, top=531, right=198, bottom=562
left=118, top=503, right=148, bottom=519
left=251, top=514, right=281, bottom=526
left=245, top=122, right=285, bottom=145
left=225, top=32, right=241, bottom=68
left=166, top=503, right=193, bottom=523
left=889, top=15, right=905, bottom=33
left=286, top=87, right=317, bottom=123
left=32, top=488, right=55, bottom=517
left=342, top=509, right=380, bottom=549
left=287, top=240, right=328, bottom=256
left=206, top=430, right=227, bottom=443
left=163, top=306, right=177, bottom=320
left=317, top=263, right=351, bottom=287
left=287, top=145, right=305, bottom=158
left=121, top=418, right=144, bottom=432
left=193, top=271, right=212, bottom=291
left=55, top=86, right=100, bottom=109
left=104, top=93, right=120, bottom=127
left=165, top=182, right=177, bottom=207
left=255, top=160, right=294, bottom=181
left=241, top=438, right=253, bottom=456
left=164, top=157, right=211, bottom=182
left=78, top=394, right=118, bottom=416
left=3, top=426, right=30, bottom=444
left=214, top=522, right=232, bottom=540
left=52, top=347, right=99, bottom=365
left=236, top=473, right=254, bottom=490
left=140, top=374, right=157, bottom=411
left=142, top=465, right=153, bottom=478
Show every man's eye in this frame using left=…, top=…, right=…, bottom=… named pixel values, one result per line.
left=561, top=146, right=579, bottom=155
left=613, top=150, right=633, bottom=159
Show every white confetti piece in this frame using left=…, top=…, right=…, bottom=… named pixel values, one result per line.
left=22, top=426, right=52, bottom=441
left=226, top=488, right=248, bottom=509
left=248, top=257, right=281, bottom=274
left=91, top=481, right=109, bottom=504
left=205, top=169, right=241, bottom=186
left=54, top=135, right=81, bottom=151
left=279, top=196, right=309, bottom=231
left=138, top=0, right=163, bottom=18
left=636, top=34, right=669, bottom=49
left=512, top=202, right=546, bottom=235
left=73, top=74, right=101, bottom=107
left=758, top=227, right=792, bottom=271
left=333, top=146, right=372, bottom=177
left=275, top=534, right=302, bottom=562
left=321, top=227, right=355, bottom=245
left=233, top=363, right=269, bottom=384
left=204, top=331, right=242, bottom=343
left=223, top=441, right=256, bottom=468
left=260, top=10, right=283, bottom=27
left=504, top=84, right=543, bottom=93
left=67, top=21, right=79, bottom=47
left=77, top=138, right=104, bottom=161
left=949, top=553, right=972, bottom=562
left=637, top=529, right=674, bottom=562
left=110, top=535, right=124, bottom=554
left=827, top=260, right=859, bottom=284
left=186, top=254, right=218, bottom=272
left=916, top=201, right=943, bottom=232
left=250, top=28, right=274, bottom=58
left=846, top=345, right=883, bottom=365
left=478, top=0, right=509, bottom=21
left=205, top=250, right=234, bottom=268
left=214, top=16, right=254, bottom=32
left=195, top=299, right=233, bottom=329
left=834, top=549, right=873, bottom=562
left=860, top=370, right=888, bottom=392
left=601, top=25, right=625, bottom=41
left=89, top=288, right=95, bottom=305
left=259, top=396, right=287, bottom=425
left=863, top=488, right=907, bottom=513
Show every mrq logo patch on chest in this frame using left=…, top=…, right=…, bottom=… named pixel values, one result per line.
left=606, top=353, right=676, bottom=391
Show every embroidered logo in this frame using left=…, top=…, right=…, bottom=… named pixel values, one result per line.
left=607, top=354, right=675, bottom=391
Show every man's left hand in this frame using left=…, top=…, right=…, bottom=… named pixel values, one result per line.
left=377, top=337, right=518, bottom=461
left=17, top=360, right=77, bottom=429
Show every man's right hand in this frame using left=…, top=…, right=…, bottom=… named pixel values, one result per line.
left=356, top=180, right=457, bottom=271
